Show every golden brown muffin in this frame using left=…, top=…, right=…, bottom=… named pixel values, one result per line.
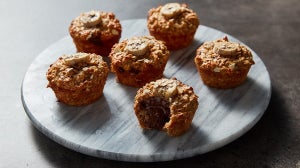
left=69, top=10, right=122, bottom=56
left=134, top=78, right=199, bottom=136
left=194, top=36, right=255, bottom=89
left=46, top=53, right=109, bottom=106
left=109, top=36, right=170, bottom=87
left=147, top=3, right=199, bottom=50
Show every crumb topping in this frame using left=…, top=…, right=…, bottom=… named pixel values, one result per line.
left=195, top=37, right=255, bottom=72
left=147, top=3, right=199, bottom=34
left=46, top=53, right=108, bottom=90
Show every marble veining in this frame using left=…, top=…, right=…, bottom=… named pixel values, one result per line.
left=21, top=19, right=271, bottom=162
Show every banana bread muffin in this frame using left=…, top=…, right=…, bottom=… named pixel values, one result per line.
left=109, top=36, right=170, bottom=87
left=134, top=78, right=199, bottom=136
left=46, top=53, right=109, bottom=106
left=194, top=36, right=255, bottom=89
left=147, top=3, right=199, bottom=50
left=69, top=10, right=122, bottom=56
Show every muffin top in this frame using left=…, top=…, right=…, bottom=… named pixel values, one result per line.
left=46, top=53, right=108, bottom=90
left=147, top=3, right=199, bottom=34
left=195, top=36, right=255, bottom=73
left=69, top=10, right=121, bottom=41
left=109, top=36, right=169, bottom=72
left=135, top=78, right=198, bottom=114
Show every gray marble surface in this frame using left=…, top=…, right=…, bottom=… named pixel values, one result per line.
left=21, top=19, right=271, bottom=162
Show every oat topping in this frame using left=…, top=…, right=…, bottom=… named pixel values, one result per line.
left=195, top=37, right=255, bottom=72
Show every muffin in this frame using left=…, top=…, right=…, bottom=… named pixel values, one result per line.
left=134, top=78, right=199, bottom=136
left=46, top=53, right=109, bottom=106
left=69, top=10, right=122, bottom=56
left=109, top=36, right=170, bottom=87
left=194, top=36, right=255, bottom=89
left=147, top=3, right=199, bottom=50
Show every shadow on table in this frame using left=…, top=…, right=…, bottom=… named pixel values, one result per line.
left=29, top=85, right=295, bottom=168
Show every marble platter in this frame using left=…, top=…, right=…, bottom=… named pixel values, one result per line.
left=21, top=19, right=271, bottom=162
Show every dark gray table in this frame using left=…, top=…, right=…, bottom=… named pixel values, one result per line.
left=1, top=0, right=299, bottom=167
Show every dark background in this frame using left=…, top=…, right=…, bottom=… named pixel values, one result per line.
left=1, top=0, right=299, bottom=167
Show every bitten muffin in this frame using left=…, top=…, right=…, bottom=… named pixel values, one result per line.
left=109, top=36, right=170, bottom=87
left=194, top=36, right=255, bottom=89
left=134, top=78, right=199, bottom=136
left=46, top=53, right=109, bottom=106
left=69, top=10, right=122, bottom=56
left=147, top=3, right=199, bottom=50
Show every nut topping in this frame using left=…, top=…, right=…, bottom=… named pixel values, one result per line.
left=165, top=84, right=178, bottom=98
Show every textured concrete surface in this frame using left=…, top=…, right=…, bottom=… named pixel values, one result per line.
left=1, top=0, right=299, bottom=167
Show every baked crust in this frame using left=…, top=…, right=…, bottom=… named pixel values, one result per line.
left=147, top=3, right=199, bottom=50
left=194, top=36, right=255, bottom=89
left=109, top=36, right=170, bottom=87
left=69, top=11, right=122, bottom=56
left=46, top=53, right=109, bottom=106
left=134, top=78, right=199, bottom=136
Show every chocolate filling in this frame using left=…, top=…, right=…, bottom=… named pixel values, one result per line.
left=140, top=97, right=170, bottom=129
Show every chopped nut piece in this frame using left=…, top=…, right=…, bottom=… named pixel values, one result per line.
left=213, top=67, right=221, bottom=72
left=111, top=29, right=119, bottom=35
left=165, top=84, right=178, bottom=98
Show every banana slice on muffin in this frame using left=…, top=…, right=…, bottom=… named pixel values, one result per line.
left=124, top=39, right=149, bottom=56
left=80, top=10, right=102, bottom=27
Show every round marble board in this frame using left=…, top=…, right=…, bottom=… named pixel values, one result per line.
left=21, top=19, right=271, bottom=162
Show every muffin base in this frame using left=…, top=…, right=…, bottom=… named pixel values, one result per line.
left=50, top=83, right=105, bottom=106
left=115, top=67, right=164, bottom=88
left=48, top=67, right=108, bottom=107
left=72, top=37, right=119, bottom=56
left=149, top=30, right=196, bottom=50
left=196, top=67, right=251, bottom=89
